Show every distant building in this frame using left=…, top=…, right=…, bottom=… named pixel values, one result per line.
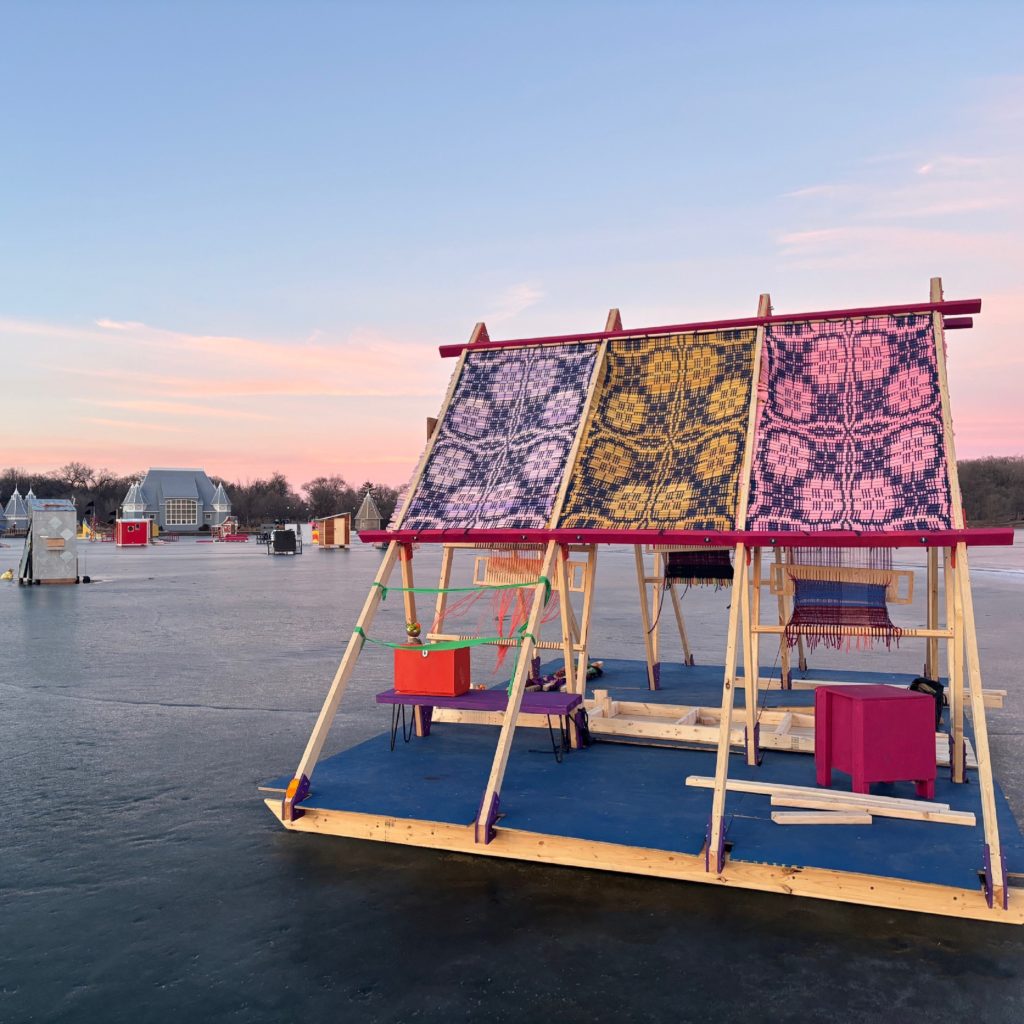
left=355, top=491, right=383, bottom=534
left=4, top=488, right=29, bottom=534
left=122, top=469, right=232, bottom=534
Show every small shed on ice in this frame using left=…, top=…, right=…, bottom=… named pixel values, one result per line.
left=115, top=519, right=150, bottom=547
left=314, top=513, right=350, bottom=550
left=19, top=498, right=79, bottom=584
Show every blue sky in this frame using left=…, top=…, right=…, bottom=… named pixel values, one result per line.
left=3, top=1, right=1023, bottom=484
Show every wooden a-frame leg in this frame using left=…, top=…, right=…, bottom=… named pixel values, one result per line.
left=574, top=546, right=597, bottom=689
left=635, top=545, right=659, bottom=690
left=284, top=540, right=401, bottom=820
left=707, top=545, right=746, bottom=872
left=741, top=548, right=759, bottom=765
left=433, top=545, right=455, bottom=630
left=650, top=552, right=664, bottom=674
left=475, top=541, right=559, bottom=843
left=556, top=545, right=577, bottom=697
left=957, top=543, right=1007, bottom=907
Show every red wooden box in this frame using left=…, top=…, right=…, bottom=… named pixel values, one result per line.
left=815, top=685, right=936, bottom=799
left=393, top=644, right=471, bottom=697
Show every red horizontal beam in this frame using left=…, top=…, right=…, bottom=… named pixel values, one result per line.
left=438, top=299, right=982, bottom=357
left=943, top=317, right=973, bottom=330
left=359, top=527, right=1012, bottom=548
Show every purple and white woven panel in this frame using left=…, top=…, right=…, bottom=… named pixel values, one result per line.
left=398, top=343, right=598, bottom=530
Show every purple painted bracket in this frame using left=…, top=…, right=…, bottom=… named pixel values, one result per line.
left=530, top=655, right=541, bottom=682
left=781, top=669, right=792, bottom=691
left=745, top=723, right=763, bottom=766
left=476, top=792, right=501, bottom=845
left=704, top=815, right=729, bottom=874
left=282, top=773, right=310, bottom=823
left=983, top=845, right=1009, bottom=910
left=651, top=662, right=661, bottom=690
left=421, top=705, right=433, bottom=737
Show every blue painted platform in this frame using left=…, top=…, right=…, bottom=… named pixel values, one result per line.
left=265, top=658, right=1024, bottom=894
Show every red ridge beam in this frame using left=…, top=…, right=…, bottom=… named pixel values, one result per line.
left=438, top=298, right=982, bottom=357
left=359, top=527, right=1012, bottom=548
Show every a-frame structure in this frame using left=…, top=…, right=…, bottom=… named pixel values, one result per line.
left=268, top=280, right=1020, bottom=924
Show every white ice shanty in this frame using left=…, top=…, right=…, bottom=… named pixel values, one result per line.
left=18, top=498, right=80, bottom=584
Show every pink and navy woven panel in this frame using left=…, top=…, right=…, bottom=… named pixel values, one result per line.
left=397, top=343, right=598, bottom=530
left=746, top=314, right=952, bottom=531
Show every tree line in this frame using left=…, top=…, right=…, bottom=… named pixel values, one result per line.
left=4, top=458, right=1023, bottom=528
left=0, top=464, right=401, bottom=529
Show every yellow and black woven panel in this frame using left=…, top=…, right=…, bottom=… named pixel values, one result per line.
left=557, top=330, right=756, bottom=530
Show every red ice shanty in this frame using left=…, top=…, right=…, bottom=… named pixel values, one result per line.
left=115, top=519, right=150, bottom=547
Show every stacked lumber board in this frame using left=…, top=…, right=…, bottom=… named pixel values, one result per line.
left=685, top=776, right=977, bottom=827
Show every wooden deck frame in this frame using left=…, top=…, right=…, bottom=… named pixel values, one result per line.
left=265, top=800, right=1024, bottom=925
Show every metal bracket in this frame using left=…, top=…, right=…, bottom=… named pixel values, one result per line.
left=745, top=722, right=763, bottom=765
left=282, top=773, right=310, bottom=823
left=475, top=792, right=501, bottom=845
left=983, top=844, right=1009, bottom=909
left=705, top=815, right=730, bottom=874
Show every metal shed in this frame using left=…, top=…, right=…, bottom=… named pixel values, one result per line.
left=19, top=498, right=80, bottom=584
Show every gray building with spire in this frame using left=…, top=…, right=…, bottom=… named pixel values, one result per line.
left=3, top=488, right=29, bottom=534
left=122, top=468, right=232, bottom=534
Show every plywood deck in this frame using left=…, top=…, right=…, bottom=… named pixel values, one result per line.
left=262, top=658, right=1024, bottom=923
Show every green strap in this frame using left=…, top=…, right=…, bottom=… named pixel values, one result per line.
left=372, top=576, right=552, bottom=603
left=354, top=626, right=512, bottom=652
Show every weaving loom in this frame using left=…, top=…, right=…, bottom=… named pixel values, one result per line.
left=784, top=578, right=903, bottom=650
left=663, top=549, right=734, bottom=588
left=746, top=315, right=952, bottom=531
left=558, top=330, right=755, bottom=530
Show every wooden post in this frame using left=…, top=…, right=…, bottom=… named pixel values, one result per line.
left=475, top=541, right=559, bottom=843
left=635, top=545, right=659, bottom=690
left=707, top=547, right=747, bottom=869
left=668, top=583, right=694, bottom=665
left=284, top=540, right=402, bottom=818
left=930, top=276, right=1005, bottom=905
left=742, top=546, right=762, bottom=763
left=433, top=545, right=455, bottom=628
left=556, top=545, right=577, bottom=695
left=399, top=544, right=431, bottom=737
left=605, top=308, right=623, bottom=332
left=927, top=547, right=939, bottom=677
left=774, top=547, right=792, bottom=685
left=575, top=545, right=598, bottom=688
left=707, top=290, right=769, bottom=868
left=944, top=548, right=965, bottom=783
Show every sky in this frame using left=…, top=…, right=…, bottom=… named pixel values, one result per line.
left=2, top=1, right=1023, bottom=490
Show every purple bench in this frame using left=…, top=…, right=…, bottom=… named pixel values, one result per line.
left=376, top=687, right=586, bottom=758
